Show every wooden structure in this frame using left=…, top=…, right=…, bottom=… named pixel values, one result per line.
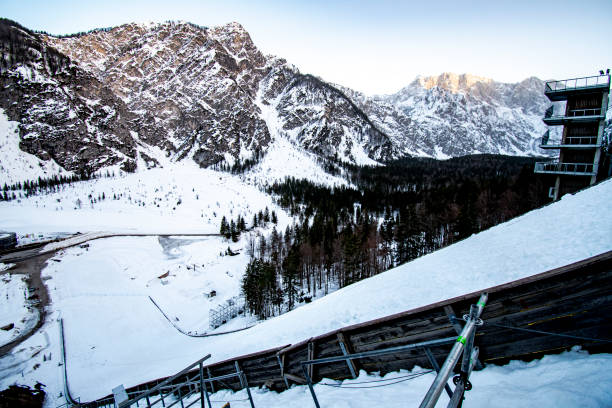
left=534, top=73, right=611, bottom=200
left=81, top=251, right=612, bottom=407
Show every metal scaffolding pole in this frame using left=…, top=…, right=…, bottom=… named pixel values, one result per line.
left=418, top=293, right=488, bottom=408
left=447, top=346, right=480, bottom=408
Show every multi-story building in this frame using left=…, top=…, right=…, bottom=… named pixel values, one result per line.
left=534, top=73, right=610, bottom=200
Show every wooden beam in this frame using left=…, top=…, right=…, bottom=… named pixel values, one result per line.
left=443, top=305, right=465, bottom=334
left=283, top=373, right=307, bottom=385
left=336, top=332, right=358, bottom=379
left=307, top=341, right=315, bottom=380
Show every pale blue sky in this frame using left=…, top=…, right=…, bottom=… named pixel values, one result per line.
left=2, top=0, right=611, bottom=94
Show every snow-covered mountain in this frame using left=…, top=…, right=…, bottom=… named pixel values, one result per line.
left=1, top=19, right=553, bottom=181
left=344, top=73, right=550, bottom=158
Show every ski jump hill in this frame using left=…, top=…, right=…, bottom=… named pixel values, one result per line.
left=67, top=179, right=612, bottom=407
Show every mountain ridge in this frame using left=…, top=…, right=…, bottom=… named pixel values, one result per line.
left=0, top=18, right=554, bottom=182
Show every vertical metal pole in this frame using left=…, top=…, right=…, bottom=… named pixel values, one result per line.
left=444, top=305, right=483, bottom=370
left=199, top=363, right=206, bottom=408
left=146, top=394, right=151, bottom=408
left=241, top=372, right=256, bottom=408
left=423, top=347, right=453, bottom=398
left=206, top=368, right=215, bottom=393
left=203, top=380, right=212, bottom=408
left=178, top=386, right=184, bottom=408
left=460, top=305, right=478, bottom=375
left=235, top=361, right=245, bottom=388
left=302, top=364, right=320, bottom=408
left=419, top=293, right=487, bottom=408
left=276, top=354, right=290, bottom=389
left=447, top=347, right=480, bottom=408
left=236, top=361, right=255, bottom=408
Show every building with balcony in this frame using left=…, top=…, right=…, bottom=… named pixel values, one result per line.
left=534, top=73, right=610, bottom=200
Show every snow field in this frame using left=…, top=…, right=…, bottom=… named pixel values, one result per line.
left=0, top=233, right=259, bottom=405
left=0, top=272, right=39, bottom=347
left=0, top=161, right=290, bottom=235
left=196, top=348, right=612, bottom=408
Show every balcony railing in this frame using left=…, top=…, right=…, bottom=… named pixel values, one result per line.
left=541, top=133, right=600, bottom=148
left=534, top=161, right=595, bottom=175
left=545, top=75, right=610, bottom=93
left=566, top=108, right=603, bottom=117
left=543, top=107, right=604, bottom=124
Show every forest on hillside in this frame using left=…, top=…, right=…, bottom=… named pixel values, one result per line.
left=241, top=154, right=550, bottom=319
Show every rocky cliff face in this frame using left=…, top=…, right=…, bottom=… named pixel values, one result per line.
left=46, top=21, right=272, bottom=168
left=0, top=19, right=138, bottom=174
left=1, top=19, right=554, bottom=179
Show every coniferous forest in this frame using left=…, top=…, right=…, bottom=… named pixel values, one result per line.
left=241, top=154, right=549, bottom=319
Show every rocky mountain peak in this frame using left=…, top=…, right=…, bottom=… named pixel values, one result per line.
left=412, top=72, right=493, bottom=93
left=1, top=18, right=555, bottom=183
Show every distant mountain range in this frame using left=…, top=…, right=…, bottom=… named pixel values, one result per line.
left=0, top=18, right=555, bottom=178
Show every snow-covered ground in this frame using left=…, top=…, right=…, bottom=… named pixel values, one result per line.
left=0, top=174, right=611, bottom=407
left=0, top=272, right=38, bottom=347
left=199, top=348, right=612, bottom=408
left=0, top=161, right=289, bottom=235
left=46, top=235, right=255, bottom=335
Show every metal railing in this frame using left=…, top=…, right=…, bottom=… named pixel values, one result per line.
left=541, top=134, right=600, bottom=147
left=209, top=297, right=245, bottom=329
left=115, top=354, right=211, bottom=408
left=301, top=337, right=457, bottom=408
left=544, top=107, right=603, bottom=121
left=566, top=108, right=603, bottom=117
left=534, top=161, right=595, bottom=175
left=562, top=135, right=599, bottom=145
left=545, top=75, right=610, bottom=92
left=301, top=293, right=488, bottom=408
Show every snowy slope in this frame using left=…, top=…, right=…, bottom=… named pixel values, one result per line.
left=1, top=179, right=611, bottom=406
left=0, top=272, right=38, bottom=347
left=0, top=161, right=289, bottom=235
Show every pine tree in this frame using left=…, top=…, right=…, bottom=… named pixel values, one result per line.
left=230, top=220, right=239, bottom=242
left=282, top=244, right=300, bottom=311
left=220, top=216, right=229, bottom=238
